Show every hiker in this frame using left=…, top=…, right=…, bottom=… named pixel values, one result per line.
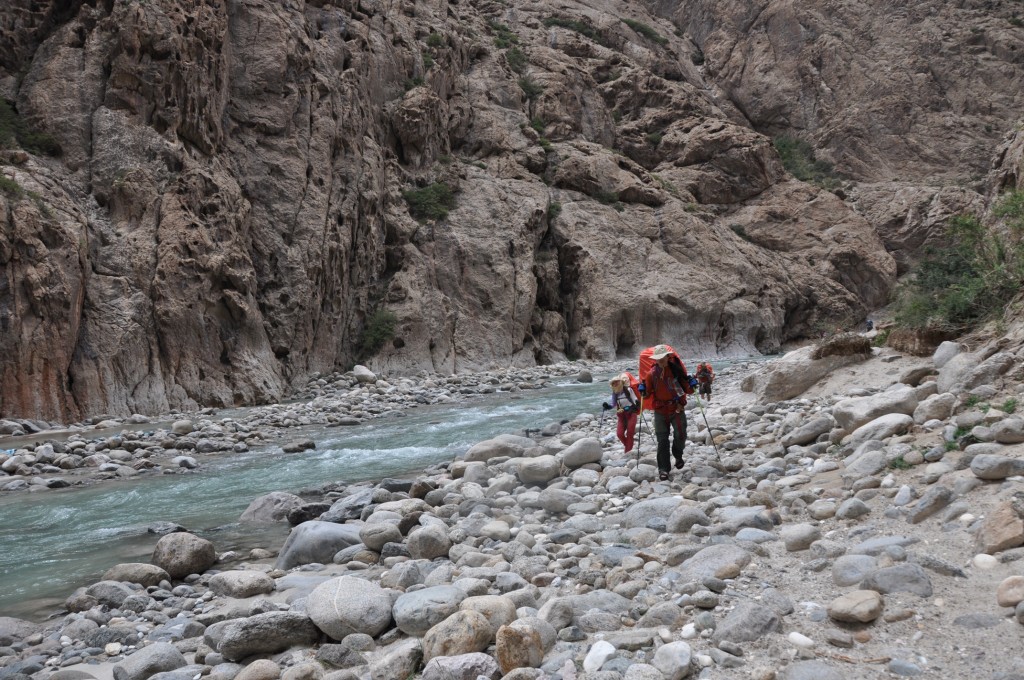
left=695, top=361, right=715, bottom=403
left=601, top=373, right=639, bottom=453
left=638, top=344, right=695, bottom=480
left=866, top=319, right=874, bottom=332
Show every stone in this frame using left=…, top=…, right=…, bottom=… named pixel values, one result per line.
left=583, top=640, right=616, bottom=673
left=422, top=610, right=492, bottom=661
left=622, top=497, right=685, bottom=529
left=842, top=449, right=887, bottom=479
left=421, top=653, right=501, bottom=680
left=913, top=393, right=956, bottom=424
left=779, top=661, right=845, bottom=680
left=151, top=533, right=216, bottom=580
left=352, top=365, right=376, bottom=383
left=464, top=439, right=526, bottom=464
left=560, top=438, right=603, bottom=468
left=652, top=641, right=692, bottom=680
left=208, top=571, right=276, bottom=599
left=677, top=544, right=752, bottom=581
left=407, top=524, right=452, bottom=560
left=781, top=416, right=835, bottom=447
left=906, top=486, right=953, bottom=524
left=393, top=585, right=465, bottom=636
left=997, top=576, right=1024, bottom=608
left=359, top=523, right=402, bottom=553
left=861, top=564, right=933, bottom=597
left=833, top=384, right=919, bottom=431
left=112, top=643, right=187, bottom=680
left=971, top=454, right=1024, bottom=480
left=992, top=419, right=1024, bottom=444
left=977, top=501, right=1024, bottom=554
left=844, top=414, right=914, bottom=445
left=239, top=492, right=305, bottom=523
left=827, top=590, right=884, bottom=623
left=215, top=612, right=319, bottom=662
left=275, top=521, right=362, bottom=569
left=517, top=455, right=560, bottom=485
left=171, top=420, right=194, bottom=435
left=101, top=563, right=170, bottom=588
left=933, top=341, right=960, bottom=368
left=495, top=621, right=544, bottom=674
left=712, top=602, right=780, bottom=643
left=459, top=595, right=516, bottom=637
left=666, top=506, right=712, bottom=533
left=781, top=523, right=821, bottom=552
left=234, top=660, right=281, bottom=680
left=307, top=576, right=393, bottom=640
left=835, top=498, right=870, bottom=520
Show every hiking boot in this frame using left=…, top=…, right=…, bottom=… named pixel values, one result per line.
left=674, top=457, right=684, bottom=470
left=659, top=470, right=670, bottom=481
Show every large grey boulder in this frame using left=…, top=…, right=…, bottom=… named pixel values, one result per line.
left=780, top=415, right=834, bottom=447
left=151, top=533, right=216, bottom=580
left=216, top=612, right=319, bottom=661
left=307, top=576, right=393, bottom=640
left=421, top=653, right=501, bottom=680
left=676, top=544, right=751, bottom=582
left=407, top=524, right=452, bottom=560
left=112, top=642, right=187, bottom=680
left=276, top=521, right=362, bottom=570
left=913, top=393, right=956, bottom=424
left=102, top=563, right=170, bottom=588
left=319, top=488, right=375, bottom=523
left=0, top=617, right=41, bottom=646
left=741, top=346, right=870, bottom=401
left=621, top=497, right=685, bottom=529
left=239, top=492, right=305, bottom=523
left=393, top=585, right=466, bottom=635
left=421, top=610, right=492, bottom=662
left=517, top=455, right=561, bottom=485
left=833, top=383, right=919, bottom=432
left=842, top=449, right=887, bottom=479
left=560, top=438, right=603, bottom=469
left=844, top=414, right=914, bottom=445
left=992, top=419, right=1024, bottom=444
left=464, top=437, right=529, bottom=463
left=208, top=571, right=276, bottom=598
left=932, top=341, right=960, bottom=369
left=359, top=523, right=402, bottom=552
left=712, top=602, right=780, bottom=643
left=971, top=452, right=1024, bottom=480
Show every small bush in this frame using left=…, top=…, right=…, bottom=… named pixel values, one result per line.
left=888, top=455, right=911, bottom=470
left=944, top=439, right=960, bottom=452
left=538, top=137, right=552, bottom=152
left=894, top=196, right=1024, bottom=333
left=488, top=20, right=519, bottom=48
left=506, top=47, right=527, bottom=74
left=0, top=175, right=23, bottom=198
left=871, top=328, right=891, bottom=347
left=530, top=117, right=545, bottom=133
left=646, top=131, right=663, bottom=146
left=422, top=52, right=434, bottom=69
left=548, top=201, right=561, bottom=221
left=404, top=76, right=424, bottom=90
left=519, top=76, right=544, bottom=99
left=691, top=49, right=705, bottom=66
left=730, top=223, right=750, bottom=241
left=1001, top=397, right=1019, bottom=414
left=426, top=32, right=444, bottom=48
left=773, top=136, right=839, bottom=189
left=543, top=17, right=606, bottom=45
left=358, top=309, right=397, bottom=359
left=0, top=98, right=61, bottom=156
left=403, top=182, right=456, bottom=221
left=622, top=18, right=668, bottom=45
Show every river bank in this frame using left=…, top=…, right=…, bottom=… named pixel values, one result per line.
left=2, top=337, right=1024, bottom=680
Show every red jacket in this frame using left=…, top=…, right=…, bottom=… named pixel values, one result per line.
left=642, top=361, right=693, bottom=414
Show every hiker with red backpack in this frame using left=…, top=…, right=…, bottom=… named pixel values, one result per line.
left=695, top=362, right=715, bottom=403
left=602, top=372, right=640, bottom=453
left=638, top=344, right=696, bottom=480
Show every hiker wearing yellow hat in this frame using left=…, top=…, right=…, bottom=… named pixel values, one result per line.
left=602, top=372, right=640, bottom=452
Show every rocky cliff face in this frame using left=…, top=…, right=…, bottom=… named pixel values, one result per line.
left=0, top=0, right=1019, bottom=421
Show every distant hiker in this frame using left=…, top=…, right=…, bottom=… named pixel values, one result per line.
left=602, top=373, right=639, bottom=453
left=866, top=319, right=874, bottom=332
left=695, top=362, right=715, bottom=403
left=638, top=344, right=695, bottom=480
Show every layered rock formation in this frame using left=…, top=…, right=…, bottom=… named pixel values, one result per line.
left=0, top=0, right=1019, bottom=421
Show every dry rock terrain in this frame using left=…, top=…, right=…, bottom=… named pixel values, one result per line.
left=1, top=335, right=1024, bottom=679
left=2, top=0, right=1021, bottom=423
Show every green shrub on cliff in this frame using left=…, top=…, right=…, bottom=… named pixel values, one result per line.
left=894, top=192, right=1024, bottom=332
left=622, top=18, right=668, bottom=45
left=358, top=309, right=397, bottom=359
left=0, top=99, right=61, bottom=156
left=403, top=182, right=455, bottom=221
left=773, top=136, right=838, bottom=189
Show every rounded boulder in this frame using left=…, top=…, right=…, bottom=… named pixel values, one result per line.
left=307, top=576, right=393, bottom=640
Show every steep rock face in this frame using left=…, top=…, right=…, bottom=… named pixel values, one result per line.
left=0, top=0, right=901, bottom=421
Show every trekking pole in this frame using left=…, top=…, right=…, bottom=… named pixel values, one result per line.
left=694, top=396, right=722, bottom=462
left=636, top=396, right=644, bottom=463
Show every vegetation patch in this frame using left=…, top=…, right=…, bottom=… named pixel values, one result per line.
left=888, top=455, right=911, bottom=470
left=422, top=52, right=434, bottom=69
left=402, top=182, right=455, bottom=221
left=893, top=192, right=1024, bottom=333
left=358, top=308, right=397, bottom=359
left=530, top=117, right=545, bottom=134
left=519, top=76, right=544, bottom=99
left=730, top=223, right=751, bottom=241
left=646, top=131, right=663, bottom=146
left=773, top=136, right=840, bottom=189
left=593, top=188, right=624, bottom=211
left=426, top=32, right=445, bottom=48
left=1002, top=397, right=1018, bottom=414
left=543, top=17, right=607, bottom=45
left=488, top=20, right=519, bottom=48
left=622, top=18, right=668, bottom=45
left=871, top=328, right=891, bottom=347
left=548, top=201, right=561, bottom=221
left=506, top=47, right=527, bottom=74
left=0, top=98, right=61, bottom=156
left=0, top=175, right=23, bottom=198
